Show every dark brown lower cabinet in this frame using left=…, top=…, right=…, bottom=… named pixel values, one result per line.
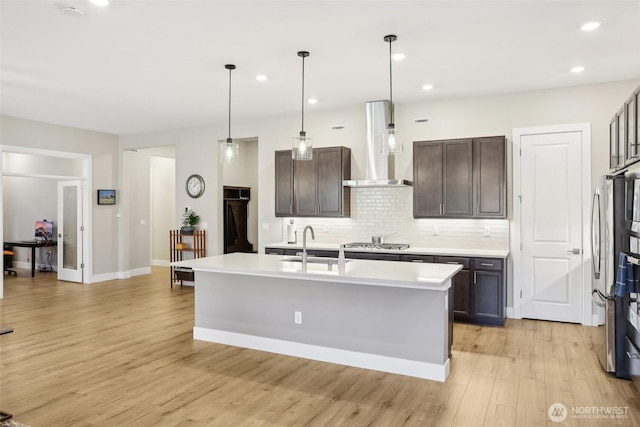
left=453, top=270, right=471, bottom=319
left=473, top=270, right=502, bottom=323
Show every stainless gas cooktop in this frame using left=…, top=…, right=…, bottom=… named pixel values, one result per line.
left=343, top=242, right=410, bottom=250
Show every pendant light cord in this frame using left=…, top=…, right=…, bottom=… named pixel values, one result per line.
left=301, top=54, right=305, bottom=134
left=228, top=66, right=232, bottom=141
left=388, top=37, right=394, bottom=125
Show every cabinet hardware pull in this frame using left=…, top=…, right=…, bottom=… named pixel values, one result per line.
left=480, top=263, right=493, bottom=266
left=411, top=259, right=424, bottom=263
left=474, top=272, right=477, bottom=284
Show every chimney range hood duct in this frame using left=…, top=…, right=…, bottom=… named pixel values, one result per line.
left=343, top=100, right=412, bottom=187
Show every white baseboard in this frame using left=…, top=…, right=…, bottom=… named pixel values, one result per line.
left=152, top=259, right=170, bottom=267
left=130, top=267, right=151, bottom=276
left=506, top=307, right=514, bottom=319
left=193, top=327, right=449, bottom=382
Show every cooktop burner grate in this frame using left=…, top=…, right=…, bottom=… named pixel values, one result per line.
left=343, top=242, right=410, bottom=250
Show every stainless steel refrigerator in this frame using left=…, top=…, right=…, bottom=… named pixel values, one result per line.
left=591, top=174, right=628, bottom=378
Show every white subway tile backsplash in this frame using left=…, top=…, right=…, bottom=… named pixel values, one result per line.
left=281, top=187, right=509, bottom=251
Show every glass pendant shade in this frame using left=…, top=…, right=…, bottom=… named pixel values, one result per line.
left=220, top=138, right=239, bottom=165
left=292, top=131, right=313, bottom=160
left=220, top=64, right=238, bottom=165
left=293, top=51, right=313, bottom=161
left=381, top=124, right=403, bottom=155
left=381, top=35, right=403, bottom=156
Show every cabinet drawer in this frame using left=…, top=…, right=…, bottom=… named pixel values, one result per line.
left=472, top=258, right=503, bottom=271
left=346, top=252, right=401, bottom=261
left=400, top=254, right=434, bottom=263
left=265, top=248, right=284, bottom=255
left=435, top=256, right=470, bottom=269
left=308, top=249, right=338, bottom=258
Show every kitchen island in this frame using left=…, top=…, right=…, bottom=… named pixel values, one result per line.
left=174, top=252, right=462, bottom=381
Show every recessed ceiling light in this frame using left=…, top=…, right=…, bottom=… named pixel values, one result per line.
left=308, top=98, right=318, bottom=105
left=61, top=6, right=85, bottom=17
left=422, top=84, right=434, bottom=91
left=571, top=66, right=585, bottom=73
left=255, top=74, right=268, bottom=82
left=392, top=53, right=406, bottom=61
left=581, top=21, right=601, bottom=31
left=89, top=0, right=110, bottom=6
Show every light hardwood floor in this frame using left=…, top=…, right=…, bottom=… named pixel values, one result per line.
left=1, top=267, right=639, bottom=426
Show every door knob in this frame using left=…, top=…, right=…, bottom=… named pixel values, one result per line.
left=567, top=248, right=581, bottom=254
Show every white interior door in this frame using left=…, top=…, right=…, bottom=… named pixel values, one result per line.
left=57, top=180, right=83, bottom=282
left=520, top=131, right=583, bottom=323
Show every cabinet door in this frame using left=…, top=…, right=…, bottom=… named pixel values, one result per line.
left=275, top=150, right=293, bottom=216
left=610, top=116, right=619, bottom=170
left=443, top=139, right=473, bottom=217
left=293, top=154, right=318, bottom=216
left=317, top=147, right=348, bottom=217
left=474, top=137, right=506, bottom=218
left=627, top=93, right=638, bottom=164
left=473, top=270, right=502, bottom=321
left=453, top=269, right=471, bottom=318
left=618, top=107, right=626, bottom=168
left=413, top=141, right=443, bottom=217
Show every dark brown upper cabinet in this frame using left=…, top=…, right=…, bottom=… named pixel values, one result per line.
left=626, top=90, right=638, bottom=165
left=474, top=136, right=506, bottom=217
left=610, top=115, right=620, bottom=171
left=609, top=83, right=640, bottom=172
left=275, top=150, right=294, bottom=216
left=618, top=106, right=626, bottom=167
left=414, top=136, right=506, bottom=219
left=275, top=146, right=351, bottom=218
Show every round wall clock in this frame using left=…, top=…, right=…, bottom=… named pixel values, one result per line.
left=186, top=174, right=205, bottom=198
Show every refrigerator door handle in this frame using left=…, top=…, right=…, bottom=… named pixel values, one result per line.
left=591, top=288, right=607, bottom=307
left=591, top=192, right=601, bottom=279
left=592, top=288, right=615, bottom=305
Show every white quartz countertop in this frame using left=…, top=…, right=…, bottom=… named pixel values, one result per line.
left=265, top=242, right=509, bottom=258
left=173, top=253, right=462, bottom=291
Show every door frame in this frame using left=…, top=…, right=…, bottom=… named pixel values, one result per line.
left=57, top=180, right=85, bottom=282
left=0, top=145, right=92, bottom=290
left=511, top=123, right=593, bottom=325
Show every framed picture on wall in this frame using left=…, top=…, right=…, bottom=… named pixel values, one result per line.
left=97, top=189, right=116, bottom=205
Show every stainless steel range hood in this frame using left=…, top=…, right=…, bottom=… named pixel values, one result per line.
left=343, top=100, right=412, bottom=187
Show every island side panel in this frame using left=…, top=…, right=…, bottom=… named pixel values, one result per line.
left=194, top=271, right=449, bottom=365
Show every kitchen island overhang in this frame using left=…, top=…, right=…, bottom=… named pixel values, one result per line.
left=174, top=253, right=462, bottom=382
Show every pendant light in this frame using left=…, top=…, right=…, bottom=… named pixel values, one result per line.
left=220, top=64, right=239, bottom=165
left=381, top=35, right=403, bottom=155
left=292, top=51, right=313, bottom=161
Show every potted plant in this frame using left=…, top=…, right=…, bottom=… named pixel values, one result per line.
left=181, top=208, right=200, bottom=234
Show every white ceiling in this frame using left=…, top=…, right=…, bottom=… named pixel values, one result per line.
left=1, top=0, right=639, bottom=136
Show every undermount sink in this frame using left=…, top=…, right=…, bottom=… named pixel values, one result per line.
left=281, top=256, right=351, bottom=265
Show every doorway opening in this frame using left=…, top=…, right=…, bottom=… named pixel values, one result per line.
left=1, top=146, right=91, bottom=294
left=221, top=137, right=258, bottom=254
